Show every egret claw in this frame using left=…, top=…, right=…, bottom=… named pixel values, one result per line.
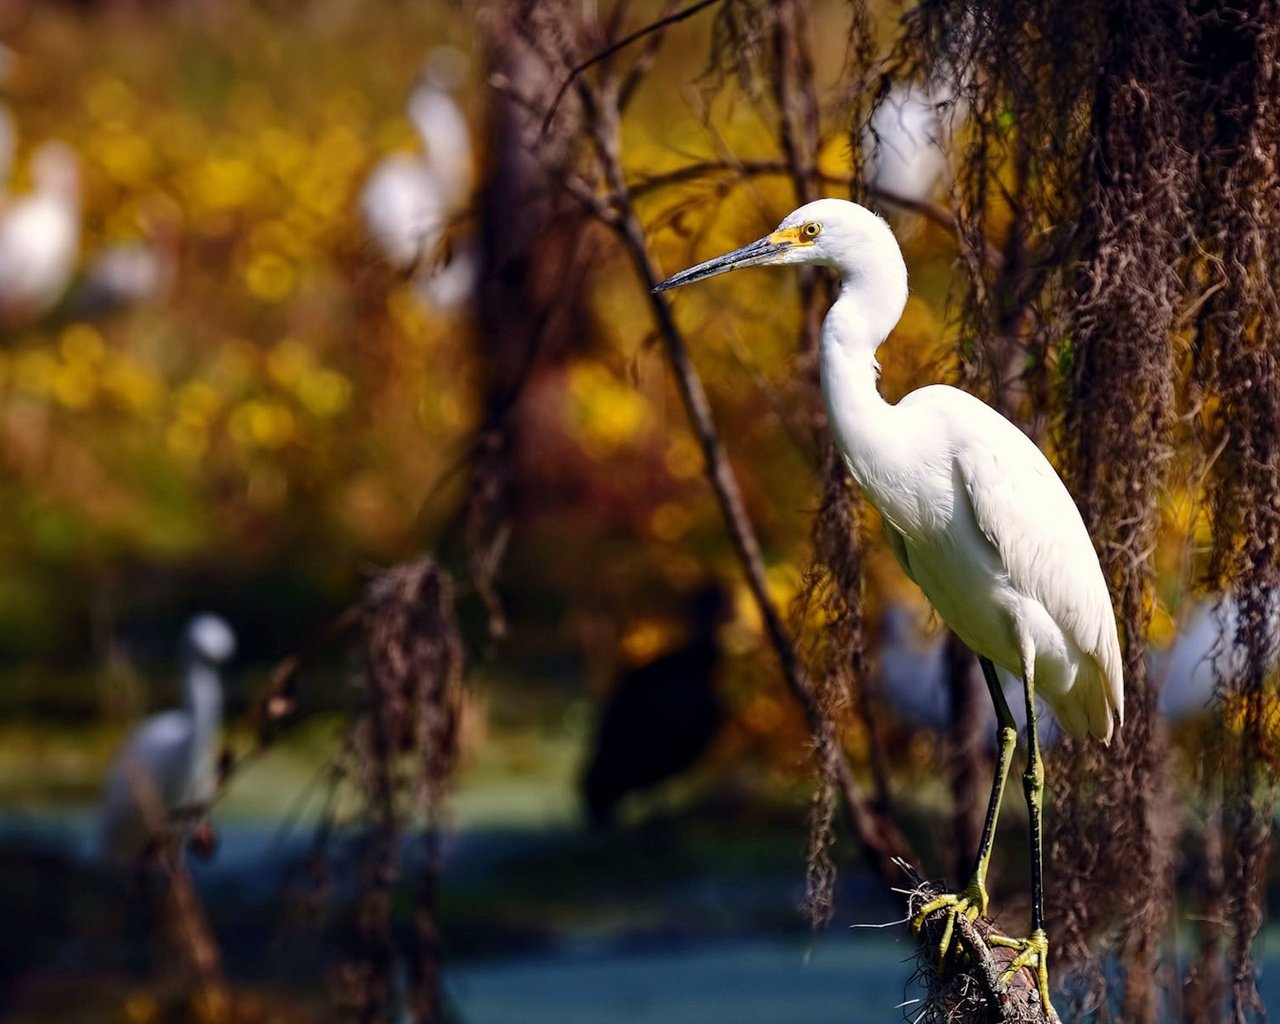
left=910, top=881, right=989, bottom=965
left=991, top=928, right=1055, bottom=1017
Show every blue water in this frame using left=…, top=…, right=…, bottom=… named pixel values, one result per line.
left=448, top=935, right=1280, bottom=1023
left=449, top=935, right=923, bottom=1024
left=4, top=810, right=1278, bottom=1021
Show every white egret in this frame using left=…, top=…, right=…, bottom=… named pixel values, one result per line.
left=407, top=47, right=473, bottom=210
left=863, top=80, right=961, bottom=210
left=360, top=47, right=476, bottom=310
left=361, top=153, right=445, bottom=273
left=654, top=198, right=1123, bottom=1012
left=1153, top=596, right=1280, bottom=721
left=98, top=614, right=236, bottom=866
left=0, top=141, right=80, bottom=322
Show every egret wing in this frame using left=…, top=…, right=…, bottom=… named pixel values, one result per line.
left=99, top=711, right=195, bottom=862
left=954, top=418, right=1124, bottom=734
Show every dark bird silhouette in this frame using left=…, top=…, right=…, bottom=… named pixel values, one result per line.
left=582, top=585, right=730, bottom=827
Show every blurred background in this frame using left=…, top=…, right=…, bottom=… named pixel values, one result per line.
left=0, top=0, right=1275, bottom=1022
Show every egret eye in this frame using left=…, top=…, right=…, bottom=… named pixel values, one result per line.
left=802, top=221, right=822, bottom=239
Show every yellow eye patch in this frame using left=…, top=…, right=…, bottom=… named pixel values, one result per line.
left=768, top=222, right=822, bottom=247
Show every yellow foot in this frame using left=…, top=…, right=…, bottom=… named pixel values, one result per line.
left=991, top=927, right=1056, bottom=1018
left=910, top=880, right=989, bottom=967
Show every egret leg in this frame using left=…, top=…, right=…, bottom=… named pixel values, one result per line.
left=912, top=657, right=1018, bottom=960
left=990, top=657, right=1056, bottom=1017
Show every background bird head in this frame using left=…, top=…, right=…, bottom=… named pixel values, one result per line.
left=184, top=613, right=236, bottom=666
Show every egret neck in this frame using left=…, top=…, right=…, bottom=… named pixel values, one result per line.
left=818, top=243, right=910, bottom=505
left=183, top=661, right=223, bottom=799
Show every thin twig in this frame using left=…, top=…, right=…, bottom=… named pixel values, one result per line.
left=541, top=0, right=726, bottom=132
left=629, top=159, right=1006, bottom=270
left=575, top=70, right=915, bottom=882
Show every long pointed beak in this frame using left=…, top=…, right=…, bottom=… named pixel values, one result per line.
left=652, top=234, right=793, bottom=293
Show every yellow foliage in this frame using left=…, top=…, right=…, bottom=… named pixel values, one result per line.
left=245, top=250, right=296, bottom=302
left=650, top=501, right=694, bottom=542
left=229, top=399, right=297, bottom=450
left=60, top=324, right=106, bottom=365
left=296, top=367, right=350, bottom=418
left=566, top=361, right=652, bottom=455
left=102, top=357, right=164, bottom=414
left=51, top=360, right=97, bottom=409
left=663, top=435, right=703, bottom=480
left=85, top=74, right=138, bottom=122
left=191, top=155, right=262, bottom=213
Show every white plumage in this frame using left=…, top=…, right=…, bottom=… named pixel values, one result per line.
left=360, top=47, right=476, bottom=309
left=80, top=239, right=174, bottom=314
left=655, top=197, right=1124, bottom=1005
left=98, top=614, right=236, bottom=865
left=656, top=198, right=1122, bottom=741
left=361, top=153, right=445, bottom=272
left=864, top=82, right=952, bottom=205
left=0, top=141, right=80, bottom=321
left=863, top=79, right=965, bottom=211
left=1153, top=595, right=1280, bottom=721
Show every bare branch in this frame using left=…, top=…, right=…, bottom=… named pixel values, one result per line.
left=541, top=0, right=725, bottom=132
left=629, top=159, right=1006, bottom=270
left=568, top=69, right=916, bottom=883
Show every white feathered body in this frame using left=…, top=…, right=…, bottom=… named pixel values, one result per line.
left=98, top=661, right=223, bottom=864
left=655, top=197, right=1123, bottom=743
left=360, top=154, right=443, bottom=272
left=407, top=82, right=472, bottom=210
left=0, top=191, right=78, bottom=317
left=360, top=68, right=474, bottom=310
left=864, top=81, right=953, bottom=205
left=819, top=268, right=1123, bottom=741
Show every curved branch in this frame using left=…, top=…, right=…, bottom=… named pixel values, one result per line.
left=629, top=159, right=1006, bottom=270
left=541, top=0, right=725, bottom=132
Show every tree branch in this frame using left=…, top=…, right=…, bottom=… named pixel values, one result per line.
left=573, top=74, right=915, bottom=883
left=898, top=860, right=1061, bottom=1024
left=541, top=0, right=725, bottom=132
left=629, top=159, right=1006, bottom=271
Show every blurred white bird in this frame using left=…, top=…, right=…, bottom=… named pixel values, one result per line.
left=361, top=153, right=445, bottom=273
left=360, top=46, right=476, bottom=309
left=98, top=614, right=236, bottom=866
left=863, top=78, right=965, bottom=211
left=1152, top=596, right=1280, bottom=722
left=0, top=141, right=80, bottom=323
left=407, top=46, right=473, bottom=209
left=878, top=604, right=1060, bottom=745
left=78, top=231, right=176, bottom=316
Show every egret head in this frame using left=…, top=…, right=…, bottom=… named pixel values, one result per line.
left=653, top=198, right=904, bottom=294
left=186, top=613, right=237, bottom=666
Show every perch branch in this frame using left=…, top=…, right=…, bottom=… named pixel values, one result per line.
left=897, top=859, right=1061, bottom=1024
